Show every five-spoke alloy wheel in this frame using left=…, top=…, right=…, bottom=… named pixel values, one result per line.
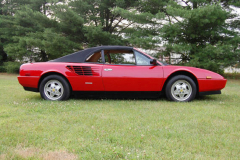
left=165, top=75, right=196, bottom=102
left=40, top=75, right=71, bottom=101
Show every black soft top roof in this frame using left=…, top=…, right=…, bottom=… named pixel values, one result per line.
left=50, top=46, right=133, bottom=63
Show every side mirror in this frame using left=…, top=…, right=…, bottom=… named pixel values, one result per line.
left=150, top=59, right=157, bottom=65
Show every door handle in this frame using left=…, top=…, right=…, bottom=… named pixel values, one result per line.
left=104, top=68, right=112, bottom=71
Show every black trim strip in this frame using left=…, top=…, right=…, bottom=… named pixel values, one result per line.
left=101, top=50, right=105, bottom=63
left=24, top=87, right=39, bottom=92
left=199, top=90, right=221, bottom=96
left=72, top=91, right=162, bottom=98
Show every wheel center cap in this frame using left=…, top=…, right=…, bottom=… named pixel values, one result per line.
left=52, top=89, right=55, bottom=92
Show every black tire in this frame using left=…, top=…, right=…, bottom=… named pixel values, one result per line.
left=165, top=75, right=197, bottom=102
left=39, top=75, right=71, bottom=101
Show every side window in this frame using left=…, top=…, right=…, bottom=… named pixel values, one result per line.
left=104, top=50, right=136, bottom=65
left=85, top=52, right=102, bottom=63
left=134, top=50, right=151, bottom=65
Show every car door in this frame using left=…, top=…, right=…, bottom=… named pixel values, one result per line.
left=102, top=49, right=164, bottom=91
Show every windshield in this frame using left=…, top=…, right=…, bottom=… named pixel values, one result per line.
left=133, top=48, right=169, bottom=66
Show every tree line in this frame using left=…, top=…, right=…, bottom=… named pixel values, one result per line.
left=0, top=0, right=240, bottom=73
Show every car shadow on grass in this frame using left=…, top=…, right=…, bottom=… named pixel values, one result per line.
left=26, top=93, right=223, bottom=102
left=195, top=95, right=222, bottom=101
left=71, top=94, right=218, bottom=102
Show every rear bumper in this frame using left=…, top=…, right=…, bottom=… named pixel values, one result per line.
left=18, top=76, right=39, bottom=88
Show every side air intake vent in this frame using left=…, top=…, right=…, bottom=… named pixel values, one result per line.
left=66, top=66, right=99, bottom=76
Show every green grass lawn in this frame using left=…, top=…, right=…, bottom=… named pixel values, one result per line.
left=0, top=73, right=239, bottom=160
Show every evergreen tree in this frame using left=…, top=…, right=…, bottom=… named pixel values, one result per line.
left=53, top=0, right=165, bottom=49
left=0, top=0, right=239, bottom=72
left=0, top=0, right=72, bottom=62
left=2, top=0, right=165, bottom=62
left=0, top=0, right=11, bottom=64
left=160, top=0, right=240, bottom=73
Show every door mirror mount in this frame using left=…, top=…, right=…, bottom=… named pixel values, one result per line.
left=150, top=59, right=157, bottom=65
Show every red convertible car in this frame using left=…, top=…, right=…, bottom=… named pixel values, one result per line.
left=18, top=46, right=227, bottom=102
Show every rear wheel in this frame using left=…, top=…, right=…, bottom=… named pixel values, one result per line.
left=39, top=75, right=70, bottom=101
left=165, top=75, right=197, bottom=102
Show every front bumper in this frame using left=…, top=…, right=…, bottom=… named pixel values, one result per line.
left=198, top=79, right=227, bottom=92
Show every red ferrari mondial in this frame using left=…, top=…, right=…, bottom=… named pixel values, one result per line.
left=18, top=46, right=227, bottom=102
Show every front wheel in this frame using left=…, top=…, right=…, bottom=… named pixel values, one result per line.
left=39, top=75, right=71, bottom=101
left=165, top=75, right=197, bottom=102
